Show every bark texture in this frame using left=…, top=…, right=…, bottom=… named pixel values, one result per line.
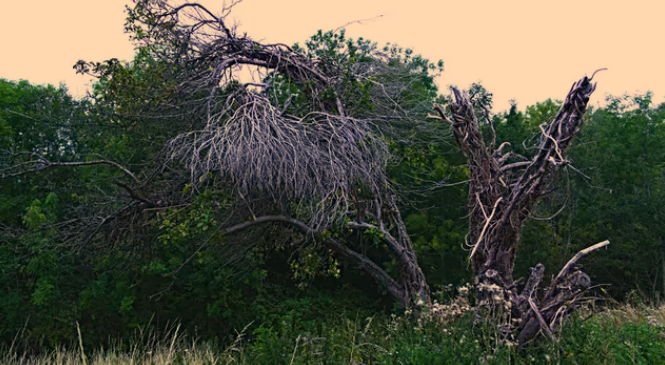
left=431, top=69, right=608, bottom=346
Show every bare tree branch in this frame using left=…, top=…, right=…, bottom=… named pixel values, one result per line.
left=167, top=91, right=390, bottom=230
left=553, top=240, right=609, bottom=287
left=0, top=150, right=140, bottom=183
left=218, top=214, right=407, bottom=306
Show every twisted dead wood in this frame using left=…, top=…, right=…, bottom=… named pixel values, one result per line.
left=431, top=69, right=609, bottom=345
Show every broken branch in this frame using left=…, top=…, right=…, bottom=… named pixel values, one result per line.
left=553, top=240, right=610, bottom=286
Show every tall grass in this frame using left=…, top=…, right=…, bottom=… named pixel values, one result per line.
left=3, top=295, right=665, bottom=364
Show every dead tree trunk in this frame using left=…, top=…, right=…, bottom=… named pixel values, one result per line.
left=431, top=69, right=608, bottom=346
left=343, top=192, right=431, bottom=309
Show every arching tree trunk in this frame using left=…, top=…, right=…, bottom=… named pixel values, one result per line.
left=219, top=191, right=431, bottom=311
left=431, top=70, right=609, bottom=346
left=333, top=192, right=431, bottom=309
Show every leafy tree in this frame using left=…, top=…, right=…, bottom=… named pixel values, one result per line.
left=0, top=79, right=115, bottom=345
left=0, top=77, right=281, bottom=347
left=69, top=0, right=455, bottom=311
left=560, top=93, right=665, bottom=300
left=0, top=4, right=457, bottom=351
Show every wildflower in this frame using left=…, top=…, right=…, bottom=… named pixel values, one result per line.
left=647, top=316, right=663, bottom=327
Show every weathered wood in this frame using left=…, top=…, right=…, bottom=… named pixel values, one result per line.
left=433, top=70, right=609, bottom=346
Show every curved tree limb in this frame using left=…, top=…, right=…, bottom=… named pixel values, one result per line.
left=552, top=240, right=609, bottom=287
left=0, top=151, right=140, bottom=183
left=220, top=214, right=407, bottom=306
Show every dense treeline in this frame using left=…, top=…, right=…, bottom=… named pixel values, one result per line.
left=2, top=76, right=663, bottom=351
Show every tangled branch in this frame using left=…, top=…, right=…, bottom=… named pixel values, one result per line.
left=167, top=91, right=390, bottom=229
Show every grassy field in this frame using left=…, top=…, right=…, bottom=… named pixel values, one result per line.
left=3, top=299, right=665, bottom=365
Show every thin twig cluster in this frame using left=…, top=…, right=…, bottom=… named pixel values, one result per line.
left=166, top=89, right=390, bottom=229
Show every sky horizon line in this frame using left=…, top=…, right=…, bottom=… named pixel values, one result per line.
left=2, top=0, right=662, bottom=115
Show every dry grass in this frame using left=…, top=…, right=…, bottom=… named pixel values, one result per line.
left=1, top=320, right=253, bottom=365
left=593, top=301, right=665, bottom=330
left=1, top=344, right=224, bottom=365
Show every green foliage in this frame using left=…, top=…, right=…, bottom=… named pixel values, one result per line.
left=241, top=306, right=665, bottom=364
left=565, top=94, right=665, bottom=300
left=266, top=28, right=465, bottom=290
left=267, top=29, right=443, bottom=121
left=0, top=79, right=81, bottom=225
left=548, top=316, right=665, bottom=364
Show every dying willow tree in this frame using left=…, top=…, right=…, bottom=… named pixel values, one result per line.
left=69, top=0, right=449, bottom=310
left=430, top=70, right=610, bottom=345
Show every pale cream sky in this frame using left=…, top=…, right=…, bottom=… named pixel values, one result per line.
left=2, top=0, right=663, bottom=113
